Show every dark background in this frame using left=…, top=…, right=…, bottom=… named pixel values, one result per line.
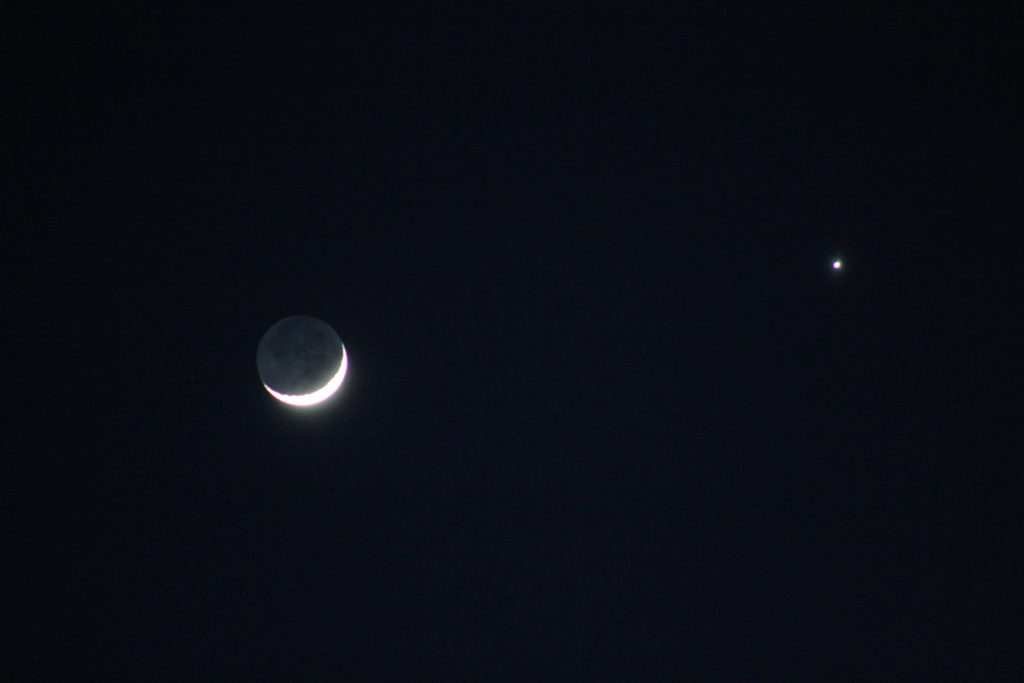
left=6, top=3, right=1022, bottom=678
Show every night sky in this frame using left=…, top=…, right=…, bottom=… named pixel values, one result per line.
left=7, top=4, right=1022, bottom=678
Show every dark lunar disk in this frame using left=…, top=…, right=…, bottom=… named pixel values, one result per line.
left=256, top=315, right=344, bottom=396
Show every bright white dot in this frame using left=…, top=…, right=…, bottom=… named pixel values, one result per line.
left=832, top=260, right=842, bottom=270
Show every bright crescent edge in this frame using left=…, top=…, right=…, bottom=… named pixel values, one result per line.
left=264, top=345, right=348, bottom=407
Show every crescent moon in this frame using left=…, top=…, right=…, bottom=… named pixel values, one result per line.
left=264, top=344, right=348, bottom=407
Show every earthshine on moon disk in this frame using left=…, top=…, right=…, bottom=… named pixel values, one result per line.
left=256, top=315, right=347, bottom=407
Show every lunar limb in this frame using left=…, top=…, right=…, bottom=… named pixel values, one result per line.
left=257, top=315, right=347, bottom=407
left=264, top=345, right=347, bottom=406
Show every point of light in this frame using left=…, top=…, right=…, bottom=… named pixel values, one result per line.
left=264, top=345, right=348, bottom=407
left=832, top=260, right=842, bottom=270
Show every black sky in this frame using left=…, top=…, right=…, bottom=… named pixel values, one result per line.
left=6, top=4, right=1023, bottom=678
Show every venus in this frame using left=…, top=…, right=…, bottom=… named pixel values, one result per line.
left=256, top=315, right=347, bottom=406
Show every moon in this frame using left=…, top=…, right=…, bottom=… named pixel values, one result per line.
left=256, top=315, right=347, bottom=407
